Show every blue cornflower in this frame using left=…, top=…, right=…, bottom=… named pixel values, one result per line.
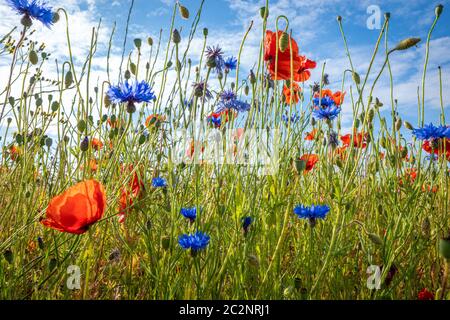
left=412, top=123, right=450, bottom=140
left=224, top=56, right=237, bottom=72
left=152, top=177, right=167, bottom=188
left=206, top=45, right=225, bottom=73
left=216, top=90, right=250, bottom=113
left=282, top=112, right=301, bottom=124
left=180, top=207, right=197, bottom=222
left=313, top=96, right=335, bottom=108
left=8, top=0, right=54, bottom=27
left=294, top=204, right=330, bottom=227
left=107, top=80, right=155, bottom=105
left=178, top=231, right=210, bottom=253
left=312, top=105, right=341, bottom=121
left=242, top=216, right=253, bottom=233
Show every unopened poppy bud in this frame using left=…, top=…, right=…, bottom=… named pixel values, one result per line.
left=439, top=236, right=450, bottom=260
left=3, top=249, right=13, bottom=264
left=77, top=119, right=86, bottom=132
left=395, top=119, right=402, bottom=131
left=130, top=62, right=137, bottom=75
left=161, top=236, right=170, bottom=250
left=244, top=85, right=249, bottom=95
left=368, top=233, right=383, bottom=246
left=279, top=32, right=289, bottom=53
left=124, top=70, right=131, bottom=79
left=172, top=29, right=181, bottom=44
left=393, top=38, right=421, bottom=51
left=311, top=117, right=316, bottom=126
left=352, top=71, right=360, bottom=85
left=435, top=4, right=443, bottom=18
left=147, top=37, right=153, bottom=46
left=260, top=6, right=269, bottom=19
left=52, top=12, right=60, bottom=23
left=250, top=70, right=256, bottom=84
left=166, top=60, right=173, bottom=68
left=368, top=108, right=375, bottom=122
left=104, top=94, right=111, bottom=108
left=65, top=70, right=73, bottom=88
left=231, top=82, right=235, bottom=90
left=178, top=3, right=189, bottom=19
left=217, top=72, right=223, bottom=80
left=21, top=15, right=32, bottom=27
left=404, top=121, right=414, bottom=130
left=203, top=28, right=208, bottom=37
left=29, top=50, right=38, bottom=65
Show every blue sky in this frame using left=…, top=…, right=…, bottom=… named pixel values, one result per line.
left=1, top=0, right=450, bottom=134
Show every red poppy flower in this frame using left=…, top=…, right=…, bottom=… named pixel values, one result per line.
left=91, top=138, right=103, bottom=151
left=418, top=288, right=434, bottom=300
left=107, top=117, right=125, bottom=129
left=341, top=132, right=368, bottom=149
left=145, top=114, right=166, bottom=128
left=9, top=145, right=20, bottom=161
left=315, top=89, right=345, bottom=106
left=264, top=30, right=316, bottom=82
left=300, top=154, right=319, bottom=172
left=283, top=82, right=301, bottom=104
left=118, top=165, right=145, bottom=223
left=41, top=180, right=106, bottom=234
left=422, top=139, right=450, bottom=159
left=186, top=139, right=205, bottom=159
left=305, top=129, right=318, bottom=141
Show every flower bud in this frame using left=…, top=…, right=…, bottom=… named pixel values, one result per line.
left=65, top=70, right=73, bottom=89
left=126, top=101, right=136, bottom=114
left=178, top=4, right=190, bottom=19
left=337, top=15, right=342, bottom=22
left=29, top=50, right=38, bottom=65
left=130, top=62, right=137, bottom=75
left=124, top=70, right=131, bottom=79
left=161, top=236, right=171, bottom=250
left=384, top=12, right=391, bottom=20
left=172, top=29, right=181, bottom=44
left=259, top=6, right=269, bottom=19
left=21, top=15, right=32, bottom=27
left=147, top=37, right=153, bottom=46
left=203, top=28, right=208, bottom=37
left=352, top=71, right=360, bottom=85
left=435, top=4, right=443, bottom=18
left=80, top=137, right=89, bottom=152
left=279, top=32, right=289, bottom=53
left=77, top=119, right=86, bottom=132
left=3, top=249, right=13, bottom=264
left=368, top=233, right=383, bottom=246
left=395, top=119, right=402, bottom=131
left=52, top=12, right=60, bottom=23
left=393, top=38, right=421, bottom=51
left=404, top=121, right=414, bottom=130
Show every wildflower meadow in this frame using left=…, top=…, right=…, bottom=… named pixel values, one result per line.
left=0, top=0, right=450, bottom=301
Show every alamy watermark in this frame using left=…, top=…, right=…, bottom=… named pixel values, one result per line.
left=367, top=5, right=382, bottom=30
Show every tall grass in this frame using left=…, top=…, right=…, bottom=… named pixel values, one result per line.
left=0, top=1, right=449, bottom=300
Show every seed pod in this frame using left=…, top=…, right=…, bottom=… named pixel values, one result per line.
left=147, top=37, right=153, bottom=46
left=368, top=233, right=383, bottom=246
left=130, top=62, right=137, bottom=75
left=166, top=61, right=173, bottom=68
left=336, top=15, right=342, bottom=22
left=435, top=4, right=443, bottom=17
left=104, top=95, right=111, bottom=108
left=259, top=6, right=269, bottom=19
left=384, top=12, right=391, bottom=20
left=65, top=70, right=73, bottom=88
left=138, top=134, right=146, bottom=145
left=172, top=29, right=181, bottom=44
left=203, top=28, right=208, bottom=37
left=29, top=50, right=38, bottom=65
left=178, top=4, right=189, bottom=19
left=45, top=137, right=52, bottom=148
left=404, top=121, right=414, bottom=130
left=352, top=71, right=361, bottom=85
left=279, top=32, right=289, bottom=53
left=244, top=85, right=249, bottom=95
left=134, top=38, right=142, bottom=49
left=393, top=38, right=421, bottom=51
left=36, top=97, right=43, bottom=107
left=15, top=133, right=23, bottom=144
